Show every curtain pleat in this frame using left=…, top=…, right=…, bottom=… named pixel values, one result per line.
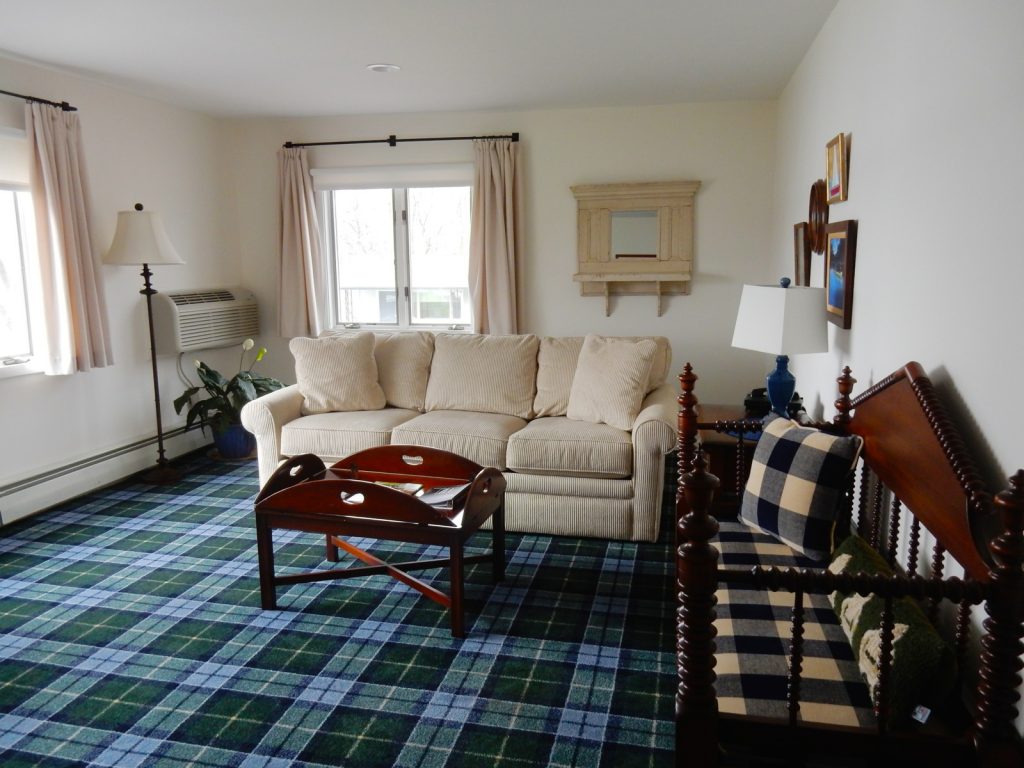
left=277, top=147, right=325, bottom=338
left=469, top=138, right=521, bottom=334
left=25, top=102, right=112, bottom=374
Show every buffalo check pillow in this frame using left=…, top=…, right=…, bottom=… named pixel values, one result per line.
left=740, top=414, right=862, bottom=560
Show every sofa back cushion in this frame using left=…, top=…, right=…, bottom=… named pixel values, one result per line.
left=290, top=333, right=387, bottom=415
left=566, top=335, right=657, bottom=430
left=372, top=331, right=434, bottom=411
left=534, top=335, right=671, bottom=417
left=424, top=333, right=540, bottom=419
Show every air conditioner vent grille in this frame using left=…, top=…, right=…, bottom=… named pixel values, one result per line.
left=168, top=289, right=235, bottom=306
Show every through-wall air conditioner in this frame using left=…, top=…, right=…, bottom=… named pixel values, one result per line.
left=152, top=287, right=260, bottom=354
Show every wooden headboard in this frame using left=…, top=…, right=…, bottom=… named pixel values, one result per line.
left=845, top=361, right=994, bottom=580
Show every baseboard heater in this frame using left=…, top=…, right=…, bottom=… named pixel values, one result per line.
left=0, top=425, right=198, bottom=498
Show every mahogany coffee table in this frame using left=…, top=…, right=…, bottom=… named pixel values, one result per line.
left=253, top=445, right=506, bottom=638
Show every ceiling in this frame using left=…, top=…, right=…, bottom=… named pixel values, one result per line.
left=0, top=0, right=837, bottom=118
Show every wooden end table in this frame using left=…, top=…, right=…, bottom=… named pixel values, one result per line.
left=253, top=445, right=506, bottom=638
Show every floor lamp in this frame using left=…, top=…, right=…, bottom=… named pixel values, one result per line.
left=104, top=203, right=184, bottom=484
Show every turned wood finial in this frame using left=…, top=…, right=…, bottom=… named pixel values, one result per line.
left=678, top=363, right=699, bottom=479
left=833, top=365, right=856, bottom=427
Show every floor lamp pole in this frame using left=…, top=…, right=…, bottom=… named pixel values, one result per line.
left=140, top=263, right=181, bottom=484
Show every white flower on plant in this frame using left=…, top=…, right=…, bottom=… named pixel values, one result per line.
left=242, top=338, right=255, bottom=351
left=194, top=360, right=201, bottom=369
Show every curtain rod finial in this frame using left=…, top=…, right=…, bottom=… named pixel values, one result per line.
left=283, top=141, right=294, bottom=149
left=511, top=132, right=520, bottom=142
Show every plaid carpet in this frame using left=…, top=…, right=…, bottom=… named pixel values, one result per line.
left=0, top=454, right=676, bottom=767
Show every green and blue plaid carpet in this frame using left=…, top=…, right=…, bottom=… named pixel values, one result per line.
left=0, top=455, right=676, bottom=767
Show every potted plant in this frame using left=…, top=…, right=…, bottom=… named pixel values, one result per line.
left=174, top=339, right=284, bottom=459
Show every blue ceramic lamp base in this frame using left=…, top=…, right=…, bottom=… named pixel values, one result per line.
left=765, top=355, right=795, bottom=418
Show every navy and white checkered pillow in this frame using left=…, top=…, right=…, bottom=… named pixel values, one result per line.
left=739, top=415, right=862, bottom=560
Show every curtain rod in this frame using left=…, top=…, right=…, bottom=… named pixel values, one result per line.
left=283, top=131, right=518, bottom=149
left=0, top=87, right=77, bottom=112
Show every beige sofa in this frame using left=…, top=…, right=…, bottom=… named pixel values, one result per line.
left=241, top=331, right=678, bottom=542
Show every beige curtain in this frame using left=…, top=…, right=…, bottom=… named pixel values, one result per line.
left=277, top=147, right=325, bottom=338
left=469, top=138, right=522, bottom=334
left=25, top=102, right=112, bottom=374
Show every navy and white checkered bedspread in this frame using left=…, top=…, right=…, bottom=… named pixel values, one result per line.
left=712, top=520, right=874, bottom=727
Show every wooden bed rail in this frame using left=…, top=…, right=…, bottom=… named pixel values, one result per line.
left=674, top=361, right=1024, bottom=767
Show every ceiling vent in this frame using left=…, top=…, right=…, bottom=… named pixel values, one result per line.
left=152, top=287, right=260, bottom=354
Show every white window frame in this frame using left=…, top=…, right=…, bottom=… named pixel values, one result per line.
left=313, top=163, right=474, bottom=332
left=0, top=182, right=41, bottom=379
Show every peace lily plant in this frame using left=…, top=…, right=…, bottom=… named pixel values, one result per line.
left=174, top=339, right=284, bottom=436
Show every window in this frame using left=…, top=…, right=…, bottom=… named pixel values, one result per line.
left=0, top=185, right=37, bottom=371
left=317, top=164, right=473, bottom=330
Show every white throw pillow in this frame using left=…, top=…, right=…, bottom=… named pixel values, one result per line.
left=566, top=335, right=657, bottom=430
left=290, top=333, right=386, bottom=415
left=424, top=333, right=540, bottom=419
left=372, top=331, right=435, bottom=411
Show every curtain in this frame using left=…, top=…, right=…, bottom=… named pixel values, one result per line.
left=469, top=138, right=522, bottom=334
left=25, top=102, right=112, bottom=374
left=277, top=147, right=325, bottom=338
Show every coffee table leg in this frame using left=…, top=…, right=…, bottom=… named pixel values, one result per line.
left=324, top=534, right=339, bottom=562
left=492, top=500, right=505, bottom=583
left=256, top=517, right=277, bottom=610
left=450, top=540, right=465, bottom=638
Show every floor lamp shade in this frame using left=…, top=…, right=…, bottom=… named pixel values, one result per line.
left=104, top=205, right=183, bottom=267
left=732, top=279, right=827, bottom=417
left=104, top=203, right=184, bottom=484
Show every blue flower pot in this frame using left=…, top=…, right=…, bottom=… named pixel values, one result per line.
left=213, top=424, right=256, bottom=459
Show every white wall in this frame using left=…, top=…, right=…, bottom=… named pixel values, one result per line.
left=772, top=0, right=1024, bottom=732
left=223, top=102, right=778, bottom=396
left=0, top=54, right=244, bottom=521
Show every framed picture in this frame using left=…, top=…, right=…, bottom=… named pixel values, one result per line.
left=825, top=220, right=857, bottom=329
left=826, top=133, right=849, bottom=204
left=793, top=222, right=810, bottom=286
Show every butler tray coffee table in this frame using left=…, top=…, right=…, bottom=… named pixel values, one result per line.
left=253, top=445, right=506, bottom=638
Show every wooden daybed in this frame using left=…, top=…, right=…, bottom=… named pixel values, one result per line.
left=674, top=361, right=1024, bottom=767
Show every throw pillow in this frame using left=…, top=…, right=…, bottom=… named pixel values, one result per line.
left=372, top=331, right=434, bottom=411
left=533, top=336, right=585, bottom=417
left=828, top=534, right=957, bottom=726
left=290, top=333, right=386, bottom=415
left=566, top=335, right=657, bottom=431
left=424, top=333, right=540, bottom=419
left=740, top=414, right=862, bottom=560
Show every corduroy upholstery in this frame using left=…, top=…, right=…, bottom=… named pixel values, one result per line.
left=242, top=333, right=677, bottom=542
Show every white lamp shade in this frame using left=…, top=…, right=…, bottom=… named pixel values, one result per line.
left=731, top=283, right=828, bottom=355
left=104, top=208, right=183, bottom=266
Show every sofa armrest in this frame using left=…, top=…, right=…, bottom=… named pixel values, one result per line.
left=241, top=384, right=304, bottom=486
left=631, top=382, right=678, bottom=452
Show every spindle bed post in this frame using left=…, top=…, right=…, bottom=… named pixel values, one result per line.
left=975, top=471, right=1024, bottom=765
left=676, top=371, right=722, bottom=768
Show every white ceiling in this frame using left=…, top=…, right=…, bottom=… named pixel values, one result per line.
left=0, top=0, right=837, bottom=118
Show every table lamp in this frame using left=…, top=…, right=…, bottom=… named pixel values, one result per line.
left=731, top=277, right=827, bottom=417
left=104, top=203, right=184, bottom=484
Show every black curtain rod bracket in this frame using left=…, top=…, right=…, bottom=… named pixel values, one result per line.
left=283, top=131, right=518, bottom=150
left=0, top=88, right=77, bottom=111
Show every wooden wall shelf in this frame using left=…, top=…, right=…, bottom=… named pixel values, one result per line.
left=571, top=180, right=700, bottom=316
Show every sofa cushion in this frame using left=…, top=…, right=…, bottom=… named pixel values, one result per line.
left=567, top=335, right=657, bottom=430
left=281, top=409, right=420, bottom=459
left=391, top=410, right=527, bottom=470
left=506, top=417, right=632, bottom=479
left=290, top=333, right=386, bottom=415
left=740, top=414, right=862, bottom=561
left=372, top=331, right=434, bottom=411
left=424, top=333, right=540, bottom=419
left=534, top=335, right=671, bottom=417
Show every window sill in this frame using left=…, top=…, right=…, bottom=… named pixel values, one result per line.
left=0, top=360, right=43, bottom=380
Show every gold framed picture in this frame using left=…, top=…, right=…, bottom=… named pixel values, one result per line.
left=826, top=133, right=849, bottom=204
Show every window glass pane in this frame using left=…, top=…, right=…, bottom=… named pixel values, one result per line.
left=331, top=188, right=396, bottom=324
left=0, top=189, right=31, bottom=359
left=407, top=186, right=472, bottom=326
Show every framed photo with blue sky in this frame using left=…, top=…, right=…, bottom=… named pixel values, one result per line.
left=825, top=220, right=857, bottom=329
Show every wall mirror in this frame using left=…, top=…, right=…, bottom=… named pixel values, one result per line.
left=572, top=180, right=700, bottom=316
